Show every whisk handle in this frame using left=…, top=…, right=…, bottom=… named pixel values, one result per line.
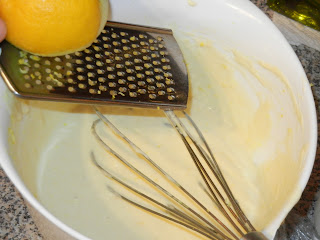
left=241, top=232, right=268, bottom=240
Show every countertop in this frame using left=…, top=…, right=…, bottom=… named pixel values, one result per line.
left=1, top=0, right=320, bottom=239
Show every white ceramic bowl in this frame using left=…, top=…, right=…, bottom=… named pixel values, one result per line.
left=0, top=0, right=317, bottom=239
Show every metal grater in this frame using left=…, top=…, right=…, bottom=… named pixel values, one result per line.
left=0, top=21, right=188, bottom=110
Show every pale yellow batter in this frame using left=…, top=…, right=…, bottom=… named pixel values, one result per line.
left=9, top=33, right=306, bottom=240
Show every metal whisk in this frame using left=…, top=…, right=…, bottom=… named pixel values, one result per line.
left=0, top=21, right=267, bottom=240
left=91, top=107, right=267, bottom=240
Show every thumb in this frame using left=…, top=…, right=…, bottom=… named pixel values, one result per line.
left=0, top=18, right=6, bottom=42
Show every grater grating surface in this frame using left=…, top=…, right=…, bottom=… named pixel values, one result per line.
left=0, top=21, right=188, bottom=110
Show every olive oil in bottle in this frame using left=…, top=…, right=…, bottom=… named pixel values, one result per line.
left=267, top=0, right=320, bottom=31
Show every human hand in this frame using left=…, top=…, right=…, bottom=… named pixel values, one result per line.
left=0, top=18, right=6, bottom=42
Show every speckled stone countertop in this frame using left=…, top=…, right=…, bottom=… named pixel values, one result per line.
left=1, top=0, right=320, bottom=239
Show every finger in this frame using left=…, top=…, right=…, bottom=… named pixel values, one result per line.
left=0, top=18, right=7, bottom=41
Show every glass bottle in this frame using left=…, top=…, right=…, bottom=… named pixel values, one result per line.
left=267, top=0, right=320, bottom=31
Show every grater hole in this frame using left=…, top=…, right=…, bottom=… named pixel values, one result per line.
left=141, top=49, right=150, bottom=54
left=98, top=77, right=106, bottom=83
left=140, top=41, right=148, bottom=46
left=128, top=84, right=137, bottom=90
left=93, top=45, right=102, bottom=52
left=156, top=82, right=165, bottom=88
left=77, top=75, right=86, bottom=81
left=118, top=79, right=126, bottom=84
left=119, top=87, right=127, bottom=92
left=139, top=34, right=147, bottom=39
left=20, top=66, right=29, bottom=74
left=103, top=44, right=112, bottom=49
left=68, top=86, right=76, bottom=93
left=146, top=78, right=155, bottom=84
left=117, top=71, right=126, bottom=77
left=136, top=73, right=145, bottom=79
left=75, top=52, right=82, bottom=57
left=55, top=57, right=62, bottom=62
left=102, top=36, right=110, bottom=41
left=108, top=74, right=116, bottom=80
left=96, top=61, right=104, bottom=67
left=87, top=72, right=96, bottom=78
left=78, top=83, right=87, bottom=89
left=86, top=64, right=95, bottom=70
left=125, top=61, right=133, bottom=66
left=132, top=44, right=139, bottom=49
left=111, top=33, right=119, bottom=39
left=24, top=75, right=30, bottom=80
left=116, top=64, right=124, bottom=69
left=34, top=63, right=40, bottom=68
left=89, top=88, right=98, bottom=94
left=161, top=58, right=170, bottom=63
left=145, top=70, right=154, bottom=76
left=135, top=66, right=143, bottom=71
left=150, top=46, right=158, bottom=51
left=158, top=43, right=164, bottom=49
left=130, top=36, right=138, bottom=42
left=149, top=94, right=157, bottom=99
left=108, top=82, right=117, bottom=88
left=35, top=71, right=41, bottom=77
left=160, top=51, right=169, bottom=56
left=120, top=32, right=128, bottom=37
left=99, top=85, right=107, bottom=91
left=93, top=39, right=100, bottom=43
left=110, top=90, right=117, bottom=96
left=163, top=65, right=171, bottom=70
left=129, top=92, right=137, bottom=97
left=127, top=76, right=135, bottom=81
left=114, top=49, right=122, bottom=54
left=155, top=75, right=164, bottom=81
left=85, top=49, right=92, bottom=54
left=134, top=59, right=142, bottom=64
left=105, top=51, right=113, bottom=57
left=68, top=78, right=76, bottom=84
left=123, top=46, right=131, bottom=52
left=121, top=39, right=129, bottom=44
left=46, top=85, right=53, bottom=90
left=107, top=66, right=115, bottom=72
left=76, top=67, right=85, bottom=73
left=97, top=69, right=105, bottom=74
left=112, top=41, right=121, bottom=47
left=149, top=39, right=155, bottom=44
left=133, top=51, right=140, bottom=56
left=137, top=81, right=146, bottom=87
left=46, top=68, right=52, bottom=74
left=148, top=86, right=156, bottom=91
left=76, top=59, right=84, bottom=64
left=86, top=56, right=94, bottom=61
left=168, top=95, right=175, bottom=101
left=88, top=79, right=97, bottom=86
left=115, top=56, right=123, bottom=61
left=157, top=37, right=164, bottom=42
left=151, top=53, right=160, bottom=58
left=164, top=72, right=172, bottom=78
left=144, top=63, right=152, bottom=68
left=94, top=54, right=101, bottom=59
left=154, top=68, right=162, bottom=73
left=143, top=56, right=151, bottom=61
left=65, top=54, right=72, bottom=59
left=35, top=80, right=42, bottom=85
left=138, top=89, right=147, bottom=94
left=158, top=90, right=165, bottom=96
left=44, top=60, right=51, bottom=65
left=56, top=65, right=62, bottom=70
left=24, top=83, right=32, bottom=88
left=66, top=62, right=73, bottom=68
left=152, top=60, right=161, bottom=66
left=167, top=87, right=175, bottom=93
